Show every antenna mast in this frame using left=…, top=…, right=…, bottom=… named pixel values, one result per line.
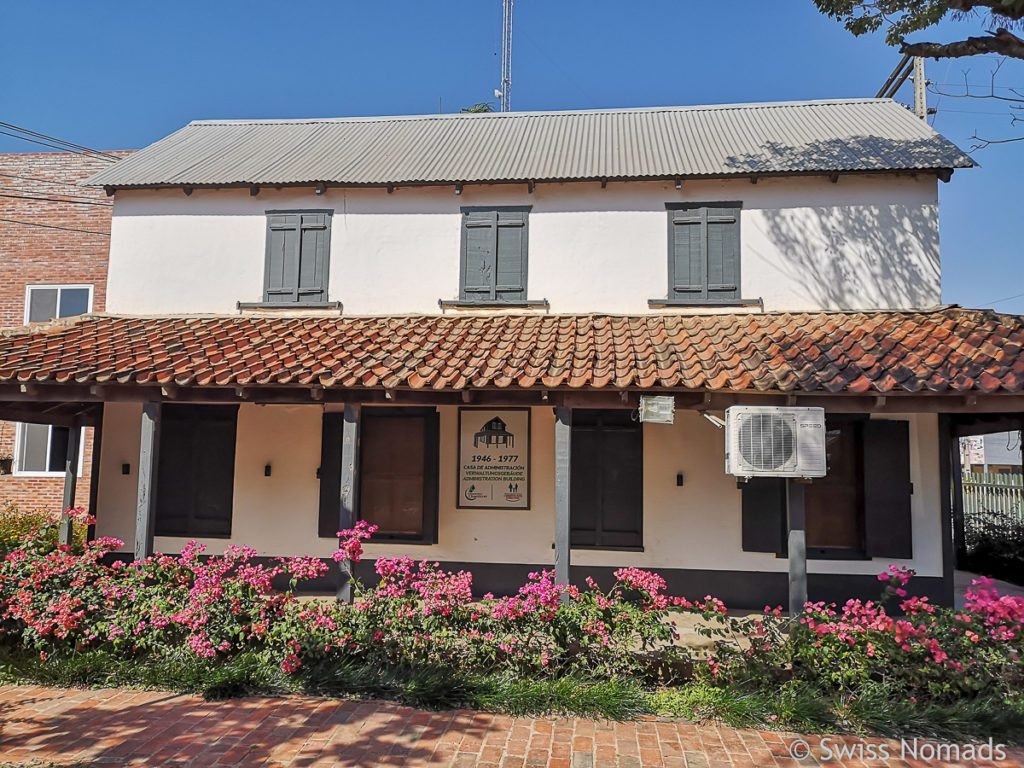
left=500, top=0, right=513, bottom=111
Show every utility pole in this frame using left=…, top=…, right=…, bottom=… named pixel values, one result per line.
left=912, top=56, right=927, bottom=120
left=500, top=0, right=513, bottom=111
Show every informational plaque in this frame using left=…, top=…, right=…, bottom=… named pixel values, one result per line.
left=457, top=408, right=530, bottom=509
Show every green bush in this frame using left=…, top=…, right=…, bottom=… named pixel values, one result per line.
left=961, top=510, right=1024, bottom=586
left=0, top=503, right=86, bottom=557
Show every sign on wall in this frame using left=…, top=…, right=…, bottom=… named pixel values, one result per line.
left=457, top=408, right=530, bottom=509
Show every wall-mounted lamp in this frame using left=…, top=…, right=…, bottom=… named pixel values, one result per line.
left=264, top=464, right=272, bottom=477
left=701, top=412, right=726, bottom=429
left=314, top=183, right=326, bottom=195
left=676, top=472, right=684, bottom=487
left=121, top=463, right=131, bottom=475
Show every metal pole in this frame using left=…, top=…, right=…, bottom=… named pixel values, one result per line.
left=134, top=402, right=160, bottom=561
left=337, top=404, right=360, bottom=603
left=58, top=424, right=80, bottom=546
left=553, top=407, right=572, bottom=601
left=787, top=479, right=807, bottom=616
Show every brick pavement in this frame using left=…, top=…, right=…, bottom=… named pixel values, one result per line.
left=0, top=685, right=1021, bottom=767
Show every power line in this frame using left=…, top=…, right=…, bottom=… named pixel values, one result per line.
left=0, top=171, right=100, bottom=190
left=0, top=183, right=109, bottom=202
left=983, top=290, right=1024, bottom=306
left=0, top=121, right=119, bottom=161
left=0, top=217, right=109, bottom=236
left=0, top=192, right=112, bottom=207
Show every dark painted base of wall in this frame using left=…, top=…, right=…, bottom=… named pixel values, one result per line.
left=101, top=554, right=951, bottom=609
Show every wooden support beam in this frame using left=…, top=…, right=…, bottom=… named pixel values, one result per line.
left=134, top=402, right=160, bottom=562
left=337, top=404, right=360, bottom=603
left=787, top=479, right=807, bottom=617
left=57, top=424, right=80, bottom=546
left=161, top=384, right=179, bottom=399
left=553, top=407, right=572, bottom=601
left=310, top=386, right=324, bottom=402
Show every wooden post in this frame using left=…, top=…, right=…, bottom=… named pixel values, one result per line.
left=554, top=407, right=572, bottom=601
left=135, top=402, right=160, bottom=562
left=57, top=424, right=80, bottom=546
left=938, top=415, right=957, bottom=607
left=787, top=479, right=807, bottom=617
left=337, top=403, right=360, bottom=603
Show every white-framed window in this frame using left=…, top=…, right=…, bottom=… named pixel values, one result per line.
left=24, top=284, right=94, bottom=324
left=14, top=424, right=85, bottom=476
left=13, top=284, right=94, bottom=477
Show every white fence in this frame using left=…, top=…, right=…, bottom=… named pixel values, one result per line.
left=962, top=472, right=1024, bottom=545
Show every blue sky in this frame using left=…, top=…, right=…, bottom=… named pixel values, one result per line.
left=2, top=1, right=1019, bottom=312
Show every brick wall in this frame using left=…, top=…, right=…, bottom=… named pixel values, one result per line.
left=0, top=151, right=130, bottom=513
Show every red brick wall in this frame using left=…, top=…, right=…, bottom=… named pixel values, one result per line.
left=0, top=151, right=130, bottom=513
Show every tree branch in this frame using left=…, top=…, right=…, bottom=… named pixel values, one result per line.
left=948, top=0, right=1024, bottom=22
left=901, top=28, right=1024, bottom=60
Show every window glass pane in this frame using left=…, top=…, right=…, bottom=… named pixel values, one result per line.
left=360, top=415, right=426, bottom=536
left=47, top=427, right=71, bottom=473
left=17, top=424, right=51, bottom=472
left=58, top=288, right=90, bottom=318
left=28, top=289, right=58, bottom=323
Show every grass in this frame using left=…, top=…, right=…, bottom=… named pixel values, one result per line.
left=3, top=645, right=1024, bottom=741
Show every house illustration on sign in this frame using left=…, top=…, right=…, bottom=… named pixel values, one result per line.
left=474, top=417, right=515, bottom=449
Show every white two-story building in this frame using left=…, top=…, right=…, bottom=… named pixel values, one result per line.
left=1, top=98, right=1019, bottom=607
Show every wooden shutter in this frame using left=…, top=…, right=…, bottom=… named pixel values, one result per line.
left=670, top=210, right=704, bottom=299
left=668, top=204, right=740, bottom=303
left=296, top=213, right=329, bottom=302
left=461, top=211, right=497, bottom=300
left=863, top=420, right=913, bottom=559
left=706, top=208, right=740, bottom=301
left=264, top=212, right=330, bottom=303
left=741, top=477, right=787, bottom=555
left=570, top=410, right=643, bottom=549
left=495, top=210, right=527, bottom=302
left=317, top=412, right=344, bottom=538
left=155, top=405, right=238, bottom=538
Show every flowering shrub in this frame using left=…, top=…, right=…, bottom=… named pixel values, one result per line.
left=2, top=511, right=1023, bottom=721
left=0, top=503, right=86, bottom=557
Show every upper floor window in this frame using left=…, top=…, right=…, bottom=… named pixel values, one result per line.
left=459, top=207, right=530, bottom=304
left=665, top=202, right=741, bottom=304
left=25, top=284, right=93, bottom=324
left=263, top=211, right=331, bottom=305
left=16, top=284, right=93, bottom=475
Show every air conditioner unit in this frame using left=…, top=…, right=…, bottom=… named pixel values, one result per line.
left=724, top=406, right=827, bottom=479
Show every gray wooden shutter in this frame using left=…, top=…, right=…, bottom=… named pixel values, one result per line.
left=264, top=214, right=300, bottom=303
left=863, top=420, right=913, bottom=559
left=741, top=477, right=787, bottom=556
left=264, top=212, right=330, bottom=303
left=461, top=211, right=497, bottom=300
left=668, top=205, right=740, bottom=303
left=495, top=210, right=527, bottom=302
left=297, top=213, right=329, bottom=302
left=670, top=209, right=704, bottom=300
left=706, top=208, right=740, bottom=301
left=318, top=413, right=344, bottom=538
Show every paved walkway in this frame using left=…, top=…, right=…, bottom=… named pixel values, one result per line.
left=0, top=685, right=1021, bottom=767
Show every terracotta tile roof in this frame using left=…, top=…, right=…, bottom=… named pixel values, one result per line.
left=0, top=309, right=1021, bottom=394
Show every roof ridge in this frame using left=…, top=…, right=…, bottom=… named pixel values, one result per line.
left=186, top=98, right=895, bottom=127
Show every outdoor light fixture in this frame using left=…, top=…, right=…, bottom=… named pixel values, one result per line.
left=264, top=464, right=272, bottom=477
left=701, top=412, right=726, bottom=429
left=638, top=395, right=675, bottom=424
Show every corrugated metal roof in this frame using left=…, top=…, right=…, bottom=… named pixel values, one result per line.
left=87, top=99, right=974, bottom=189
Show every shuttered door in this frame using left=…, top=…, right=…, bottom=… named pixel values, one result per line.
left=863, top=420, right=913, bottom=559
left=570, top=410, right=643, bottom=549
left=317, top=413, right=344, bottom=538
left=155, top=405, right=238, bottom=538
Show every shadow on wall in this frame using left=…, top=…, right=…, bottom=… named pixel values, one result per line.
left=726, top=138, right=948, bottom=311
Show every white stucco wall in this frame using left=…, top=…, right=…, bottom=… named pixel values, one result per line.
left=95, top=404, right=943, bottom=579
left=106, top=174, right=941, bottom=316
